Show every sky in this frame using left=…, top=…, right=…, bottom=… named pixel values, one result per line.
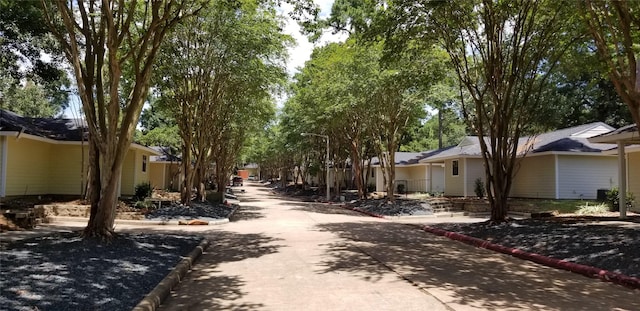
left=281, top=0, right=346, bottom=76
left=63, top=0, right=345, bottom=118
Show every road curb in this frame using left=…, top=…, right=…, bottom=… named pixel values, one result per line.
left=132, top=238, right=210, bottom=311
left=43, top=216, right=230, bottom=226
left=342, top=205, right=465, bottom=220
left=420, top=225, right=640, bottom=289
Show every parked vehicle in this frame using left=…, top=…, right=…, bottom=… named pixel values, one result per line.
left=232, top=176, right=243, bottom=187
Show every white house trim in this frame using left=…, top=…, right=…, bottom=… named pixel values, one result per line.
left=463, top=158, right=468, bottom=197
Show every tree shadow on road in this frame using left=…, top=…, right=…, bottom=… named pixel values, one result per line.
left=314, top=221, right=640, bottom=311
left=159, top=230, right=284, bottom=310
left=230, top=205, right=266, bottom=221
left=290, top=203, right=364, bottom=217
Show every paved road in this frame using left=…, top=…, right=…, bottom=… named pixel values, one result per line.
left=157, top=182, right=639, bottom=311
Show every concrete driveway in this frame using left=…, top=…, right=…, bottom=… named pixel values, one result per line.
left=157, top=182, right=640, bottom=311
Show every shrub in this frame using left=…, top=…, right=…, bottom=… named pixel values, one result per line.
left=134, top=200, right=155, bottom=210
left=576, top=202, right=609, bottom=215
left=134, top=182, right=153, bottom=201
left=367, top=183, right=375, bottom=193
left=474, top=178, right=485, bottom=198
left=397, top=183, right=406, bottom=194
left=605, top=187, right=635, bottom=212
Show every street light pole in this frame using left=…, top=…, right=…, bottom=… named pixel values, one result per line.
left=301, top=132, right=330, bottom=202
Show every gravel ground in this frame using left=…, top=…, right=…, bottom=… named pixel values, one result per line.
left=429, top=219, right=640, bottom=279
left=0, top=232, right=203, bottom=311
left=145, top=201, right=236, bottom=221
left=349, top=199, right=433, bottom=216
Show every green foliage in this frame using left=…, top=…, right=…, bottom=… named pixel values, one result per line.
left=605, top=188, right=635, bottom=212
left=367, top=183, right=375, bottom=193
left=0, top=1, right=69, bottom=116
left=474, top=178, right=485, bottom=198
left=397, top=183, right=406, bottom=194
left=134, top=182, right=153, bottom=201
left=134, top=200, right=156, bottom=210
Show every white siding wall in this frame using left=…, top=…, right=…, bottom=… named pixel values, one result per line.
left=510, top=155, right=556, bottom=199
left=430, top=165, right=445, bottom=193
left=557, top=155, right=618, bottom=199
left=464, top=158, right=485, bottom=197
left=376, top=166, right=385, bottom=192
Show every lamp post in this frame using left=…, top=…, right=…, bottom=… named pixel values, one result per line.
left=301, top=132, right=330, bottom=202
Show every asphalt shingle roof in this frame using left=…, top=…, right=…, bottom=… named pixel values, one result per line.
left=421, top=122, right=617, bottom=162
left=1, top=109, right=88, bottom=141
left=150, top=146, right=181, bottom=162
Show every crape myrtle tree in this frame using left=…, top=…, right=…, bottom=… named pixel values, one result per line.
left=286, top=41, right=378, bottom=199
left=154, top=0, right=287, bottom=204
left=41, top=0, right=204, bottom=240
left=308, top=3, right=448, bottom=202
left=427, top=0, right=578, bottom=222
left=581, top=1, right=640, bottom=135
left=339, top=0, right=576, bottom=220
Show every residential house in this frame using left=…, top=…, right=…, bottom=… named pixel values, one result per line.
left=149, top=147, right=182, bottom=191
left=419, top=122, right=618, bottom=199
left=243, top=163, right=260, bottom=180
left=371, top=151, right=447, bottom=193
left=0, top=109, right=160, bottom=198
left=589, top=124, right=640, bottom=211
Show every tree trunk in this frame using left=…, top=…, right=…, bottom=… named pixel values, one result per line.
left=487, top=170, right=510, bottom=223
left=181, top=144, right=193, bottom=205
left=386, top=151, right=396, bottom=202
left=84, top=148, right=122, bottom=239
left=350, top=140, right=365, bottom=199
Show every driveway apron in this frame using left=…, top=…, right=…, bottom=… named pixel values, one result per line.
left=158, top=182, right=640, bottom=311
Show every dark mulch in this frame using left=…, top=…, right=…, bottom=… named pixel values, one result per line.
left=430, top=218, right=640, bottom=279
left=144, top=201, right=235, bottom=221
left=0, top=232, right=203, bottom=311
left=349, top=199, right=433, bottom=216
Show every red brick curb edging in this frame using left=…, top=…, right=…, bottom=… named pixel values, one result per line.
left=421, top=225, right=640, bottom=289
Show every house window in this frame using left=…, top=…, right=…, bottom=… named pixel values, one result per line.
left=371, top=170, right=375, bottom=178
left=142, top=155, right=147, bottom=172
left=452, top=160, right=459, bottom=176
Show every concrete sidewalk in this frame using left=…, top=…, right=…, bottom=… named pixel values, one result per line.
left=157, top=182, right=640, bottom=311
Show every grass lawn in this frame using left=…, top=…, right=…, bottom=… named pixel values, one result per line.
left=522, top=199, right=604, bottom=214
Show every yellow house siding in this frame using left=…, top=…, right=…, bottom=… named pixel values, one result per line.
left=445, top=158, right=464, bottom=196
left=49, top=144, right=89, bottom=195
left=628, top=152, right=640, bottom=210
left=133, top=150, right=152, bottom=187
left=0, top=136, right=5, bottom=197
left=149, top=162, right=166, bottom=190
left=394, top=166, right=427, bottom=192
left=167, top=163, right=182, bottom=191
left=5, top=137, right=51, bottom=196
left=510, top=155, right=556, bottom=199
left=557, top=155, right=618, bottom=199
left=120, top=148, right=154, bottom=196
left=120, top=150, right=135, bottom=196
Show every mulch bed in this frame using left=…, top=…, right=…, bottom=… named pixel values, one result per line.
left=429, top=217, right=640, bottom=279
